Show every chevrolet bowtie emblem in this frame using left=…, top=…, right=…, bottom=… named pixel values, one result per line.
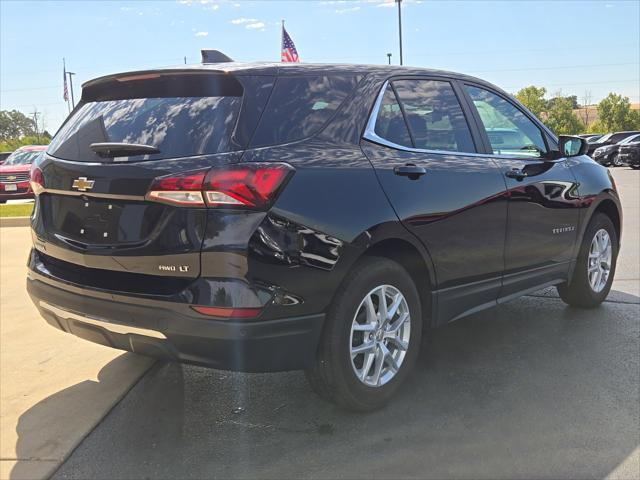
left=72, top=177, right=95, bottom=192
left=6, top=175, right=16, bottom=181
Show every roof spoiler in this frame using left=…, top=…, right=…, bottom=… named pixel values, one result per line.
left=201, top=50, right=234, bottom=63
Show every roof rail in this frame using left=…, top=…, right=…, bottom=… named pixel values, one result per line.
left=201, top=50, right=234, bottom=63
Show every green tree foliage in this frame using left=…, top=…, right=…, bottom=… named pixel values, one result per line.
left=0, top=110, right=37, bottom=141
left=544, top=93, right=585, bottom=135
left=515, top=86, right=547, bottom=117
left=0, top=134, right=51, bottom=152
left=547, top=95, right=578, bottom=110
left=596, top=93, right=640, bottom=132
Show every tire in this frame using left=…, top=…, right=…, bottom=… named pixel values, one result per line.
left=306, top=256, right=422, bottom=411
left=631, top=165, right=640, bottom=170
left=557, top=213, right=618, bottom=308
left=612, top=155, right=622, bottom=167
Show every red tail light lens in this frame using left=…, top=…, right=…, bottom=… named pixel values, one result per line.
left=146, top=163, right=294, bottom=209
left=204, top=163, right=293, bottom=209
left=29, top=166, right=45, bottom=195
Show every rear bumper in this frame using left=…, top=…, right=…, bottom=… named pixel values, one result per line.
left=27, top=274, right=324, bottom=372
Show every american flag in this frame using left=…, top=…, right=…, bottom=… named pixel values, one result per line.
left=63, top=62, right=69, bottom=102
left=281, top=25, right=299, bottom=63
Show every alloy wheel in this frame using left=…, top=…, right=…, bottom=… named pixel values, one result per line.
left=588, top=228, right=612, bottom=293
left=349, top=285, right=411, bottom=387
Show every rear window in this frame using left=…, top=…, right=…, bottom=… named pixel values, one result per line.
left=3, top=149, right=44, bottom=166
left=48, top=97, right=242, bottom=162
left=250, top=75, right=361, bottom=147
left=48, top=73, right=256, bottom=163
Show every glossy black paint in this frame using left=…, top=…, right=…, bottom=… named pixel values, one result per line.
left=27, top=62, right=622, bottom=371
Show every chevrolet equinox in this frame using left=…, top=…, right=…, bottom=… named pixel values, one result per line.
left=27, top=59, right=622, bottom=411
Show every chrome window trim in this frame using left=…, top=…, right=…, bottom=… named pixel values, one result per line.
left=362, top=79, right=548, bottom=161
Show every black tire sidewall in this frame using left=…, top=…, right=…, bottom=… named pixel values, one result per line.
left=327, top=258, right=422, bottom=410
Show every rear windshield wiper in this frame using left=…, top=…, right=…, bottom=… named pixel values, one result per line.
left=90, top=142, right=160, bottom=158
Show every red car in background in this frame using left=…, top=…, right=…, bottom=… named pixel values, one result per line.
left=0, top=145, right=47, bottom=203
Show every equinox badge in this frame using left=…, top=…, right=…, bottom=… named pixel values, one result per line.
left=72, top=177, right=95, bottom=192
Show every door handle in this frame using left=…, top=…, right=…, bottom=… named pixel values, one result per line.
left=394, top=164, right=427, bottom=178
left=505, top=168, right=528, bottom=181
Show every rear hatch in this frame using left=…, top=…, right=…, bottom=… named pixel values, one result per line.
left=32, top=70, right=275, bottom=282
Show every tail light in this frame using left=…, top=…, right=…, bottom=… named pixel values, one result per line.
left=146, top=163, right=294, bottom=209
left=29, top=166, right=45, bottom=195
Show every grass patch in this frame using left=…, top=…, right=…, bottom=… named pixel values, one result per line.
left=0, top=203, right=34, bottom=217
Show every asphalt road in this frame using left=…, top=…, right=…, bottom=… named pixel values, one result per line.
left=52, top=168, right=639, bottom=480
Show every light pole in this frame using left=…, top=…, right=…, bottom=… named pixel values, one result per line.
left=387, top=53, right=392, bottom=65
left=66, top=71, right=76, bottom=109
left=396, top=0, right=403, bottom=65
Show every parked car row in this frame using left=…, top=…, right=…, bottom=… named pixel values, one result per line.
left=0, top=145, right=47, bottom=203
left=582, top=130, right=640, bottom=168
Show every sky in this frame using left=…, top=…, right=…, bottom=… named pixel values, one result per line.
left=1, top=0, right=639, bottom=133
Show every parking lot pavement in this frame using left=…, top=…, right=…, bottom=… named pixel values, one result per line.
left=48, top=167, right=639, bottom=479
left=0, top=227, right=153, bottom=480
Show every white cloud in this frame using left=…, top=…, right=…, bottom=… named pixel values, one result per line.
left=335, top=6, right=360, bottom=13
left=120, top=6, right=133, bottom=11
left=245, top=21, right=265, bottom=29
left=195, top=31, right=209, bottom=36
left=376, top=1, right=395, bottom=7
left=233, top=2, right=241, bottom=6
left=231, top=17, right=258, bottom=24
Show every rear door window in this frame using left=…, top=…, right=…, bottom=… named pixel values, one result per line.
left=373, top=85, right=412, bottom=148
left=392, top=79, right=476, bottom=153
left=250, top=75, right=361, bottom=147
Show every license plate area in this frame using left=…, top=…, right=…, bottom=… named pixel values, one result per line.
left=5, top=184, right=17, bottom=191
left=46, top=195, right=164, bottom=245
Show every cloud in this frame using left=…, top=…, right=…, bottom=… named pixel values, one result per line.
left=195, top=31, right=209, bottom=36
left=231, top=17, right=258, bottom=24
left=120, top=6, right=133, bottom=11
left=335, top=6, right=360, bottom=13
left=376, top=1, right=395, bottom=7
left=245, top=22, right=265, bottom=29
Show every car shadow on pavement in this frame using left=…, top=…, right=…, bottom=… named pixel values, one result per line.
left=11, top=353, right=154, bottom=480
left=20, top=292, right=639, bottom=480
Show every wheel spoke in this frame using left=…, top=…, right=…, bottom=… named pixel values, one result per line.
left=386, top=336, right=409, bottom=352
left=351, top=341, right=375, bottom=356
left=370, top=347, right=384, bottom=386
left=387, top=310, right=409, bottom=335
left=360, top=352, right=375, bottom=380
left=352, top=322, right=376, bottom=332
left=377, top=287, right=388, bottom=325
left=386, top=293, right=403, bottom=321
left=364, top=295, right=377, bottom=324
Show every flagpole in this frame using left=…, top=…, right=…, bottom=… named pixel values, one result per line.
left=63, top=58, right=70, bottom=113
left=281, top=19, right=284, bottom=62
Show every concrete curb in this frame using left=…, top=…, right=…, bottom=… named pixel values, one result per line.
left=0, top=216, right=30, bottom=228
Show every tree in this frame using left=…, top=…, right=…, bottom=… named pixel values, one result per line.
left=0, top=110, right=37, bottom=141
left=596, top=93, right=639, bottom=132
left=516, top=85, right=547, bottom=118
left=545, top=92, right=584, bottom=135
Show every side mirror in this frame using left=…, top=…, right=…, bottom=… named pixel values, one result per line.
left=558, top=135, right=588, bottom=157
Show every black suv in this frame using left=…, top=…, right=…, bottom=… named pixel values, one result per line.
left=27, top=61, right=622, bottom=410
left=616, top=137, right=640, bottom=169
